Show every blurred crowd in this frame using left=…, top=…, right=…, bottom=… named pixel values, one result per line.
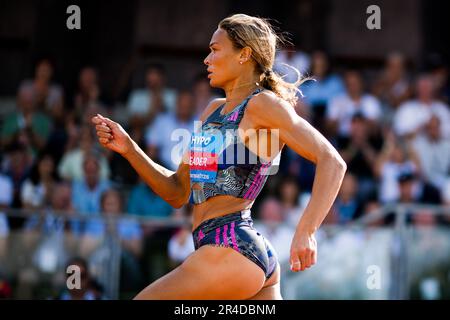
left=0, top=47, right=450, bottom=299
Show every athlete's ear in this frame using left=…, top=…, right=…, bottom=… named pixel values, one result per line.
left=239, top=47, right=253, bottom=64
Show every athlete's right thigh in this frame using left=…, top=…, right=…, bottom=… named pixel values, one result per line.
left=133, top=245, right=265, bottom=300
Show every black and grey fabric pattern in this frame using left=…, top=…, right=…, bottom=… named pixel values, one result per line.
left=189, top=88, right=282, bottom=204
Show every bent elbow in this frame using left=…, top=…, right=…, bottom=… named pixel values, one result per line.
left=322, top=150, right=347, bottom=174
left=167, top=198, right=185, bottom=209
left=170, top=201, right=185, bottom=209
left=336, top=155, right=347, bottom=173
left=167, top=192, right=190, bottom=209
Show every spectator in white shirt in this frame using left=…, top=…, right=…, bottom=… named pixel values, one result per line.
left=58, top=126, right=110, bottom=181
left=412, top=115, right=450, bottom=190
left=393, top=74, right=450, bottom=139
left=127, top=64, right=177, bottom=127
left=145, top=91, right=196, bottom=171
left=326, top=70, right=382, bottom=140
left=374, top=131, right=421, bottom=204
left=21, top=153, right=58, bottom=210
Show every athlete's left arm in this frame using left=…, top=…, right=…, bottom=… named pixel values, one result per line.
left=247, top=92, right=347, bottom=272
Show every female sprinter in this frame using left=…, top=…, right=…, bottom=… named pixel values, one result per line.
left=92, top=14, right=346, bottom=300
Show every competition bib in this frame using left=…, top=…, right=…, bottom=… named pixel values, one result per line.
left=189, top=129, right=223, bottom=183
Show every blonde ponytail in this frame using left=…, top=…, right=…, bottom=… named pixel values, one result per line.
left=259, top=65, right=308, bottom=106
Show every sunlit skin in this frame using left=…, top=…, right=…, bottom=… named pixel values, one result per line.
left=92, top=27, right=346, bottom=299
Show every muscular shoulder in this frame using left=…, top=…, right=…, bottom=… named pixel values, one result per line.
left=199, top=98, right=226, bottom=122
left=246, top=90, right=296, bottom=128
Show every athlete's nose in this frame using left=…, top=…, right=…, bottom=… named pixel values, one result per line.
left=204, top=53, right=211, bottom=66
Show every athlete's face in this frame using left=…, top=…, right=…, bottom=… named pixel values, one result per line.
left=204, top=28, right=242, bottom=88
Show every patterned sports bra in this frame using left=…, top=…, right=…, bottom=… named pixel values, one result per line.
left=188, top=88, right=282, bottom=204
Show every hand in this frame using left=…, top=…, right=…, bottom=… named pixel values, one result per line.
left=290, top=230, right=317, bottom=272
left=91, top=114, right=133, bottom=155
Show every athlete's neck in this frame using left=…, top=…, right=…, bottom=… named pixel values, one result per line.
left=223, top=74, right=260, bottom=104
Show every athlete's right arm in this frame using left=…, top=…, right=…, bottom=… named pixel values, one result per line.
left=91, top=98, right=224, bottom=208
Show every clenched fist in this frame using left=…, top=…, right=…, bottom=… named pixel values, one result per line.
left=91, top=114, right=133, bottom=155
